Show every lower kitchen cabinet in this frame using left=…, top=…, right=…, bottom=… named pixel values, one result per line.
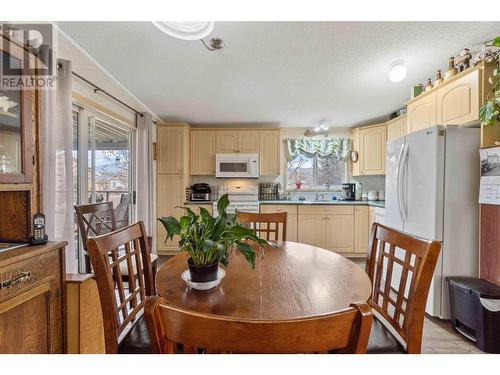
left=260, top=204, right=297, bottom=242
left=354, top=206, right=369, bottom=254
left=297, top=214, right=324, bottom=247
left=325, top=214, right=354, bottom=253
left=294, top=204, right=370, bottom=257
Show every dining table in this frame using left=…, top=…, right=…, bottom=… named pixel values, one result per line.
left=155, top=241, right=373, bottom=321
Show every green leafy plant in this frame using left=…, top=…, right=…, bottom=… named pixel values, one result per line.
left=480, top=37, right=500, bottom=127
left=158, top=194, right=269, bottom=268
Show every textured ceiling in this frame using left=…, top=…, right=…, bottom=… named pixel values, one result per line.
left=59, top=21, right=500, bottom=127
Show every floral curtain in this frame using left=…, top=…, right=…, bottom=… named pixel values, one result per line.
left=284, top=137, right=352, bottom=162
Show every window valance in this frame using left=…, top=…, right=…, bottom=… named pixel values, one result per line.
left=284, top=137, right=352, bottom=162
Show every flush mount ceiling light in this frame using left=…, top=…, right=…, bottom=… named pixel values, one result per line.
left=305, top=122, right=329, bottom=137
left=389, top=60, right=407, bottom=82
left=152, top=21, right=214, bottom=41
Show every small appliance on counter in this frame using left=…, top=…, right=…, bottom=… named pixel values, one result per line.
left=188, top=183, right=213, bottom=201
left=367, top=190, right=379, bottom=201
left=340, top=183, right=356, bottom=201
left=259, top=182, right=280, bottom=200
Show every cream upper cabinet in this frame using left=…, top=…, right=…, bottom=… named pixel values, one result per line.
left=156, top=125, right=188, bottom=174
left=297, top=214, right=324, bottom=248
left=156, top=174, right=185, bottom=251
left=238, top=130, right=260, bottom=154
left=407, top=92, right=436, bottom=133
left=216, top=131, right=238, bottom=153
left=190, top=130, right=216, bottom=175
left=351, top=128, right=360, bottom=176
left=260, top=130, right=280, bottom=176
left=359, top=124, right=386, bottom=175
left=354, top=206, right=369, bottom=254
left=436, top=69, right=479, bottom=125
left=261, top=204, right=297, bottom=242
left=386, top=115, right=407, bottom=142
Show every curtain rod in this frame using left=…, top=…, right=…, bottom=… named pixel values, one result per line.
left=57, top=62, right=144, bottom=118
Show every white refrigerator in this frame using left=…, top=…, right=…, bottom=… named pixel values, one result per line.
left=383, top=125, right=480, bottom=319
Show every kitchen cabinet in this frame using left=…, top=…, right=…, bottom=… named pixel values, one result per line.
left=0, top=243, right=66, bottom=353
left=190, top=130, right=216, bottom=175
left=216, top=131, right=238, bottom=153
left=352, top=123, right=386, bottom=176
left=297, top=205, right=355, bottom=255
left=407, top=92, right=436, bottom=133
left=325, top=214, right=354, bottom=253
left=360, top=124, right=386, bottom=175
left=190, top=128, right=280, bottom=176
left=406, top=62, right=495, bottom=139
left=354, top=206, right=369, bottom=254
left=238, top=130, right=260, bottom=154
left=260, top=204, right=297, bottom=242
left=156, top=174, right=186, bottom=253
left=260, top=130, right=281, bottom=176
left=156, top=124, right=190, bottom=255
left=386, top=115, right=407, bottom=142
left=436, top=69, right=479, bottom=125
left=297, top=214, right=324, bottom=248
left=157, top=125, right=189, bottom=174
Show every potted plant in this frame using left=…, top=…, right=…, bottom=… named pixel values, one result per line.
left=158, top=194, right=270, bottom=283
left=479, top=37, right=500, bottom=127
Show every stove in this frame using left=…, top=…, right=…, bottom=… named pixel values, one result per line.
left=213, top=185, right=260, bottom=216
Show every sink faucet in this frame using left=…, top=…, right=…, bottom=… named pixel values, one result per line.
left=315, top=192, right=327, bottom=201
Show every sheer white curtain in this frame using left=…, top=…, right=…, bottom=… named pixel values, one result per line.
left=136, top=112, right=154, bottom=242
left=40, top=59, right=77, bottom=272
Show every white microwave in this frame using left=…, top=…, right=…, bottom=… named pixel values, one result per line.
left=215, top=154, right=259, bottom=178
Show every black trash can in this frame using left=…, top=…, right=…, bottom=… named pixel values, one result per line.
left=447, top=277, right=500, bottom=353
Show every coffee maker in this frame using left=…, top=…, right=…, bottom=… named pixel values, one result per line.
left=340, top=183, right=356, bottom=201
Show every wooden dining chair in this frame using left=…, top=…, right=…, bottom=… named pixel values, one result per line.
left=365, top=223, right=441, bottom=354
left=87, top=221, right=155, bottom=354
left=144, top=296, right=373, bottom=354
left=237, top=211, right=288, bottom=241
left=75, top=202, right=158, bottom=277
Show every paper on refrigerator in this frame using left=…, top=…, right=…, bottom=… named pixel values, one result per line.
left=479, top=146, right=500, bottom=205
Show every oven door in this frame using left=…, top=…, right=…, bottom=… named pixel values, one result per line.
left=215, top=154, right=259, bottom=178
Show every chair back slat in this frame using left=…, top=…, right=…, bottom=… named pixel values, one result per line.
left=145, top=296, right=373, bottom=354
left=87, top=221, right=154, bottom=354
left=365, top=223, right=441, bottom=353
left=237, top=212, right=287, bottom=242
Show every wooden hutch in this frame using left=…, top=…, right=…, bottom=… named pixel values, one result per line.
left=0, top=33, right=66, bottom=353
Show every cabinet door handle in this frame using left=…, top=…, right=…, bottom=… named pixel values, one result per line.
left=0, top=271, right=32, bottom=290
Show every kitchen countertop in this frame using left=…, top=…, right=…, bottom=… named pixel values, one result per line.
left=185, top=200, right=385, bottom=208
left=259, top=200, right=386, bottom=208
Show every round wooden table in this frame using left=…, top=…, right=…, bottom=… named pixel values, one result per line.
left=156, top=241, right=372, bottom=320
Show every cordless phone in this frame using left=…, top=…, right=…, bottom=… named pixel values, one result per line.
left=31, top=213, right=48, bottom=245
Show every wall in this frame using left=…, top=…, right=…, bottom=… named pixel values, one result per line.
left=56, top=27, right=161, bottom=126
left=192, top=127, right=386, bottom=200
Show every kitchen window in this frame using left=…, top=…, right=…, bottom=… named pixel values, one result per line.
left=286, top=154, right=346, bottom=190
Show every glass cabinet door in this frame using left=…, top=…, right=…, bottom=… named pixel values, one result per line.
left=0, top=50, right=33, bottom=183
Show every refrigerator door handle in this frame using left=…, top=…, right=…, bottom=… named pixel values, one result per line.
left=396, top=143, right=405, bottom=222
left=401, top=144, right=410, bottom=221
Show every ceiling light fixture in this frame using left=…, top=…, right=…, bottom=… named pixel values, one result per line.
left=389, top=60, right=407, bottom=82
left=305, top=122, right=329, bottom=137
left=152, top=21, right=214, bottom=41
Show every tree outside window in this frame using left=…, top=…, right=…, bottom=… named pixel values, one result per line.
left=287, top=154, right=345, bottom=190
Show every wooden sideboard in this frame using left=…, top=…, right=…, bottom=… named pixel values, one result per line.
left=0, top=242, right=66, bottom=353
